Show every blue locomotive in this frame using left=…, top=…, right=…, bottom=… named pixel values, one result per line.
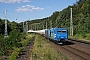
left=45, top=27, right=68, bottom=43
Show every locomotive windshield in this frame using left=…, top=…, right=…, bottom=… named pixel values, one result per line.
left=57, top=30, right=66, bottom=33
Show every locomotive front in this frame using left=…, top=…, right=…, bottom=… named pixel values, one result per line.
left=54, top=28, right=68, bottom=43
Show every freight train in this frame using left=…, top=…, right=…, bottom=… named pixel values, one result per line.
left=45, top=27, right=68, bottom=44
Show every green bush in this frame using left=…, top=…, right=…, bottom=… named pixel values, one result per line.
left=81, top=32, right=86, bottom=38
left=0, top=34, right=6, bottom=55
left=9, top=34, right=34, bottom=60
left=86, top=33, right=90, bottom=40
left=0, top=29, right=27, bottom=56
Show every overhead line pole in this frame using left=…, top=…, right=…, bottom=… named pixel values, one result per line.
left=50, top=20, right=52, bottom=29
left=43, top=25, right=44, bottom=30
left=26, top=20, right=28, bottom=34
left=70, top=8, right=73, bottom=36
left=51, top=20, right=52, bottom=28
left=46, top=22, right=47, bottom=29
left=23, top=22, right=25, bottom=32
left=4, top=9, right=8, bottom=37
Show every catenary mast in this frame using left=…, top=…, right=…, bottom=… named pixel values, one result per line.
left=70, top=8, right=73, bottom=36
left=4, top=9, right=8, bottom=37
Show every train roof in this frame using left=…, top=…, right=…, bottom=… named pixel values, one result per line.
left=46, top=27, right=68, bottom=30
left=54, top=27, right=67, bottom=29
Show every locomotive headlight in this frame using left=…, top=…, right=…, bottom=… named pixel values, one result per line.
left=61, top=37, right=64, bottom=38
left=65, top=37, right=67, bottom=38
left=54, top=35, right=56, bottom=38
left=54, top=34, right=56, bottom=38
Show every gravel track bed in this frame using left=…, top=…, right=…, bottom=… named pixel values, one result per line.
left=68, top=39, right=90, bottom=50
left=62, top=45, right=90, bottom=60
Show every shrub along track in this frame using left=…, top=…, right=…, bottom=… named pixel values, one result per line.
left=16, top=36, right=35, bottom=60
left=42, top=35, right=90, bottom=60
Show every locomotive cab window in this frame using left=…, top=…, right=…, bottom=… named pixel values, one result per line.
left=57, top=30, right=66, bottom=33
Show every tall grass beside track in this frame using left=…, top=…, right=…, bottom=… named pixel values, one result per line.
left=69, top=33, right=90, bottom=42
left=30, top=34, right=68, bottom=60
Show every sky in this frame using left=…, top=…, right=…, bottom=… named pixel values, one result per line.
left=0, top=0, right=77, bottom=23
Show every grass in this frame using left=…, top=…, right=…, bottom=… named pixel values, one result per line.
left=69, top=33, right=90, bottom=42
left=8, top=34, right=35, bottom=60
left=8, top=47, right=23, bottom=60
left=30, top=34, right=68, bottom=60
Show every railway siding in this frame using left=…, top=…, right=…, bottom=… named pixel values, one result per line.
left=8, top=34, right=35, bottom=60
left=16, top=36, right=35, bottom=60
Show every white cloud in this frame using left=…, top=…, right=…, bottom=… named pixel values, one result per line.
left=15, top=5, right=44, bottom=12
left=0, top=0, right=31, bottom=3
left=47, top=7, right=50, bottom=8
left=22, top=0, right=31, bottom=2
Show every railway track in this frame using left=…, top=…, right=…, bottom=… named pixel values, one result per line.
left=41, top=35, right=90, bottom=60
left=16, top=36, right=35, bottom=60
left=61, top=45, right=90, bottom=60
left=68, top=39, right=90, bottom=50
left=69, top=38, right=90, bottom=45
left=50, top=41, right=90, bottom=60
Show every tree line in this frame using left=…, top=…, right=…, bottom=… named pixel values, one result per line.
left=27, top=0, right=90, bottom=36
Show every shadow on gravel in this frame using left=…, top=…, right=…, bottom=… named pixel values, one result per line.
left=18, top=52, right=25, bottom=57
left=59, top=41, right=75, bottom=46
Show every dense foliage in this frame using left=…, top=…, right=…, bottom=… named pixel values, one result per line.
left=0, top=19, right=24, bottom=56
left=27, top=0, right=90, bottom=36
